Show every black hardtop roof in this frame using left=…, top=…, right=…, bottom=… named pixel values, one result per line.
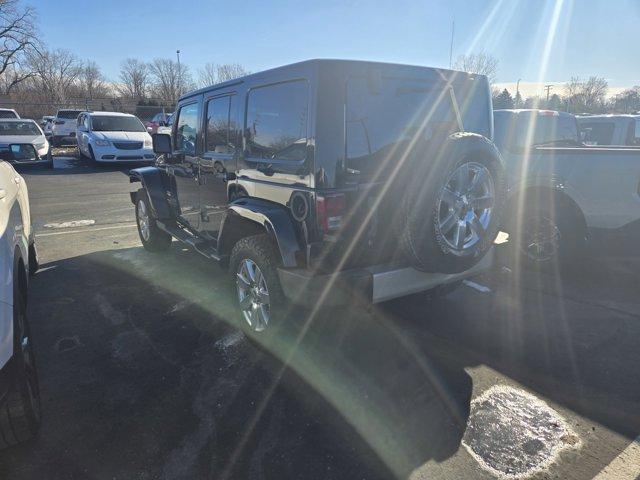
left=179, top=58, right=484, bottom=102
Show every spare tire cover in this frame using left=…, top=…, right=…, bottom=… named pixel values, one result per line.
left=401, top=132, right=506, bottom=273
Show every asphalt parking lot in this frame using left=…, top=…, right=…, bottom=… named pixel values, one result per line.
left=0, top=150, right=639, bottom=479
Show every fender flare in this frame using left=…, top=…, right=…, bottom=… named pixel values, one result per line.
left=219, top=197, right=300, bottom=268
left=129, top=166, right=173, bottom=220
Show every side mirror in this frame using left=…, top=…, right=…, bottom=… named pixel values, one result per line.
left=152, top=133, right=172, bottom=154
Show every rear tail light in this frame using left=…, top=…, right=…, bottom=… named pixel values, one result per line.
left=316, top=193, right=346, bottom=233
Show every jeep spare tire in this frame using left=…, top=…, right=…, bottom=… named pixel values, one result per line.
left=401, top=133, right=506, bottom=273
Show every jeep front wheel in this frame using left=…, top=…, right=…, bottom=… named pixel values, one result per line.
left=229, top=235, right=285, bottom=337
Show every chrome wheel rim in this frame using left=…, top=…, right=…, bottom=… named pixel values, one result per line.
left=137, top=200, right=150, bottom=242
left=522, top=215, right=561, bottom=262
left=236, top=259, right=270, bottom=332
left=436, top=162, right=495, bottom=254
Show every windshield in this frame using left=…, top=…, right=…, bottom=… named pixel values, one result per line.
left=91, top=115, right=146, bottom=132
left=0, top=121, right=41, bottom=135
left=57, top=110, right=82, bottom=119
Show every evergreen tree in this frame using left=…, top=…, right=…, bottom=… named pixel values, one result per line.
left=493, top=88, right=514, bottom=109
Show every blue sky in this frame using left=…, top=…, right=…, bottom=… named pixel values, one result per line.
left=29, top=0, right=640, bottom=88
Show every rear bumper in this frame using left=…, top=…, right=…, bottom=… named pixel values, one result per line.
left=52, top=134, right=76, bottom=145
left=278, top=248, right=494, bottom=306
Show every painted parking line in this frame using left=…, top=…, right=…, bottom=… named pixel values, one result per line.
left=593, top=436, right=640, bottom=480
left=463, top=280, right=491, bottom=293
left=36, top=223, right=137, bottom=237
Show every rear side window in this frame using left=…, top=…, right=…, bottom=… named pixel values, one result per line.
left=0, top=110, right=17, bottom=119
left=205, top=95, right=237, bottom=154
left=245, top=80, right=308, bottom=162
left=174, top=103, right=199, bottom=155
left=582, top=122, right=615, bottom=145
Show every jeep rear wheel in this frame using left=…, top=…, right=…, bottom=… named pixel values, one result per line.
left=230, top=235, right=286, bottom=338
left=135, top=189, right=172, bottom=252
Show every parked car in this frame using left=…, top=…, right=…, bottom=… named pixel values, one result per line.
left=145, top=112, right=171, bottom=135
left=494, top=109, right=640, bottom=265
left=131, top=59, right=506, bottom=338
left=51, top=109, right=83, bottom=147
left=156, top=112, right=173, bottom=136
left=0, top=157, right=41, bottom=449
left=76, top=111, right=155, bottom=164
left=0, top=109, right=19, bottom=119
left=40, top=115, right=54, bottom=134
left=577, top=114, right=640, bottom=146
left=0, top=119, right=52, bottom=168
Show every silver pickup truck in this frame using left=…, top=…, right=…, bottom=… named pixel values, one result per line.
left=494, top=109, right=640, bottom=266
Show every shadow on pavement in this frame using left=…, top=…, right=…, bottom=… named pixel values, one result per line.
left=14, top=149, right=153, bottom=177
left=387, top=247, right=640, bottom=440
left=0, top=245, right=473, bottom=480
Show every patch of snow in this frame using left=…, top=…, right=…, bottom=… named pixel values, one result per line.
left=44, top=219, right=95, bottom=229
left=462, top=385, right=580, bottom=478
left=215, top=331, right=244, bottom=351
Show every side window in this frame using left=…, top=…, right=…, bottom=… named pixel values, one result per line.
left=245, top=80, right=308, bottom=161
left=84, top=115, right=90, bottom=130
left=205, top=95, right=237, bottom=154
left=174, top=103, right=199, bottom=155
left=584, top=122, right=615, bottom=145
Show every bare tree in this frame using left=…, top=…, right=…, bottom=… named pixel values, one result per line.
left=564, top=76, right=608, bottom=113
left=77, top=60, right=110, bottom=99
left=453, top=52, right=499, bottom=84
left=610, top=86, right=640, bottom=113
left=26, top=48, right=82, bottom=103
left=0, top=0, right=41, bottom=94
left=148, top=58, right=193, bottom=104
left=118, top=58, right=149, bottom=100
left=198, top=62, right=250, bottom=87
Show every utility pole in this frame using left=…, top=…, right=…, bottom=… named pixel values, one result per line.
left=516, top=78, right=521, bottom=107
left=176, top=49, right=181, bottom=100
left=449, top=20, right=455, bottom=69
left=544, top=84, right=553, bottom=103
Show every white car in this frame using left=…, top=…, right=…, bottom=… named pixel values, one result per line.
left=51, top=109, right=83, bottom=147
left=0, top=159, right=41, bottom=448
left=0, top=109, right=19, bottom=119
left=0, top=119, right=52, bottom=168
left=76, top=111, right=155, bottom=164
left=156, top=112, right=173, bottom=136
left=40, top=116, right=55, bottom=137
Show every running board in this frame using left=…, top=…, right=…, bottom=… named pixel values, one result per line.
left=156, top=221, right=226, bottom=262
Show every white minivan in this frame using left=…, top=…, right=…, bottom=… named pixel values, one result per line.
left=76, top=111, right=155, bottom=164
left=51, top=109, right=83, bottom=147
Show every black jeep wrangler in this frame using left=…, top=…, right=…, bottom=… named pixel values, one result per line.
left=130, top=59, right=505, bottom=336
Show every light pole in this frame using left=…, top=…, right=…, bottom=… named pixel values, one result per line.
left=516, top=78, right=521, bottom=107
left=176, top=49, right=181, bottom=99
